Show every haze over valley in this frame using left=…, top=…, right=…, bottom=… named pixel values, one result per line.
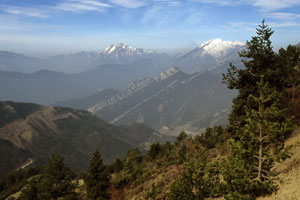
left=0, top=39, right=242, bottom=137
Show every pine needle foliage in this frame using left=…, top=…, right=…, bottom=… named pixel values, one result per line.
left=18, top=153, right=77, bottom=200
left=168, top=149, right=223, bottom=200
left=222, top=20, right=294, bottom=199
left=85, top=149, right=110, bottom=200
left=222, top=20, right=291, bottom=136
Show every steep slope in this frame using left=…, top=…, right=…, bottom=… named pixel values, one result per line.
left=0, top=101, right=164, bottom=173
left=87, top=67, right=235, bottom=135
left=88, top=67, right=188, bottom=115
left=0, top=139, right=31, bottom=175
left=258, top=128, right=300, bottom=200
left=176, top=38, right=244, bottom=73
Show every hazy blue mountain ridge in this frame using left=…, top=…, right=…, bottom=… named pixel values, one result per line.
left=56, top=67, right=236, bottom=135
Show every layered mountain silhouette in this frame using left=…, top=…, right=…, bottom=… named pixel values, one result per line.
left=0, top=50, right=43, bottom=73
left=0, top=101, right=170, bottom=173
left=0, top=39, right=243, bottom=74
left=0, top=61, right=162, bottom=104
left=57, top=67, right=236, bottom=134
left=0, top=43, right=170, bottom=74
left=0, top=39, right=242, bottom=105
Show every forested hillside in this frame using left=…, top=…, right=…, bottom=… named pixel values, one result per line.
left=0, top=101, right=170, bottom=174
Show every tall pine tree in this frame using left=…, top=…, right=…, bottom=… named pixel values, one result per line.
left=19, top=153, right=77, bottom=200
left=38, top=153, right=77, bottom=200
left=223, top=20, right=286, bottom=136
left=85, top=149, right=110, bottom=200
left=222, top=21, right=294, bottom=199
left=222, top=77, right=293, bottom=199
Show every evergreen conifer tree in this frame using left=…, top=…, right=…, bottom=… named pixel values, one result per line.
left=113, top=158, right=123, bottom=173
left=223, top=20, right=285, bottom=135
left=178, top=144, right=187, bottom=164
left=19, top=153, right=77, bottom=200
left=168, top=151, right=221, bottom=200
left=38, top=153, right=77, bottom=200
left=123, top=148, right=143, bottom=182
left=222, top=20, right=294, bottom=199
left=177, top=131, right=187, bottom=142
left=85, top=149, right=110, bottom=200
left=148, top=142, right=162, bottom=160
left=222, top=71, right=293, bottom=199
left=168, top=162, right=198, bottom=200
left=18, top=180, right=39, bottom=200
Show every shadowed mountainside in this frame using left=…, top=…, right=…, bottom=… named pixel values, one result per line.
left=0, top=101, right=170, bottom=173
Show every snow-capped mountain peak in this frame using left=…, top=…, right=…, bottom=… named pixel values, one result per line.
left=177, top=38, right=245, bottom=73
left=198, top=38, right=244, bottom=58
left=103, top=43, right=153, bottom=55
left=93, top=43, right=169, bottom=65
left=104, top=43, right=132, bottom=54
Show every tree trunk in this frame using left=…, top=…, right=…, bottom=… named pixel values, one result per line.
left=258, top=125, right=263, bottom=181
left=292, top=82, right=295, bottom=101
left=257, top=76, right=264, bottom=181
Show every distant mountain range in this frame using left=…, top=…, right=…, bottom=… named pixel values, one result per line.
left=98, top=43, right=171, bottom=65
left=0, top=101, right=171, bottom=173
left=3, top=40, right=299, bottom=76
left=56, top=67, right=236, bottom=135
left=0, top=60, right=166, bottom=104
left=0, top=50, right=44, bottom=73
left=0, top=43, right=171, bottom=74
left=0, top=39, right=243, bottom=74
left=0, top=39, right=243, bottom=105
left=45, top=43, right=171, bottom=73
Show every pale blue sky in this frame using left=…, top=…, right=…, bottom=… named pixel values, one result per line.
left=0, top=0, right=299, bottom=57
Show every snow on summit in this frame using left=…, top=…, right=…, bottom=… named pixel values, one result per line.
left=103, top=43, right=153, bottom=56
left=198, top=38, right=245, bottom=58
left=95, top=43, right=169, bottom=65
left=176, top=38, right=245, bottom=73
left=179, top=38, right=245, bottom=61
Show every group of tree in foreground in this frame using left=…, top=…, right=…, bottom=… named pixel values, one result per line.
left=1, top=20, right=300, bottom=200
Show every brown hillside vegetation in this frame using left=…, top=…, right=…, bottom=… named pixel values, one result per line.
left=0, top=101, right=169, bottom=173
left=108, top=126, right=300, bottom=200
left=258, top=128, right=300, bottom=200
left=4, top=127, right=300, bottom=200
